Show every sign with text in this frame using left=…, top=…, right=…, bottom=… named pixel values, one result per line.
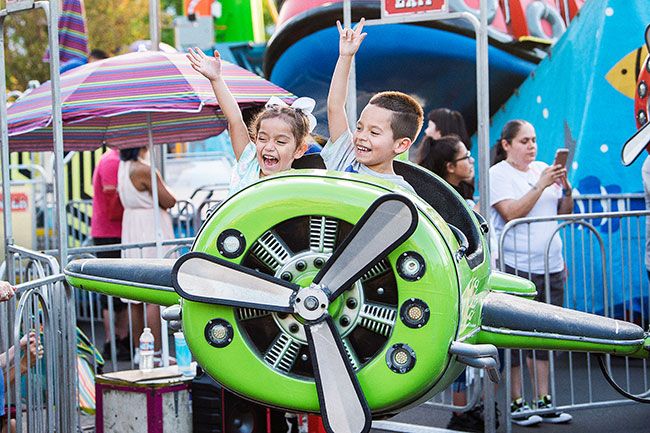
left=6, top=0, right=36, bottom=13
left=0, top=192, right=29, bottom=212
left=381, top=0, right=447, bottom=18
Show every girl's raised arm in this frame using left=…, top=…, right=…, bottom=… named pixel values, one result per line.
left=187, top=48, right=251, bottom=160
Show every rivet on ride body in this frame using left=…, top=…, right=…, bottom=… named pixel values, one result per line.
left=339, top=316, right=350, bottom=327
left=313, top=257, right=325, bottom=268
left=281, top=271, right=293, bottom=281
left=346, top=298, right=357, bottom=309
left=295, top=260, right=307, bottom=271
left=289, top=323, right=300, bottom=333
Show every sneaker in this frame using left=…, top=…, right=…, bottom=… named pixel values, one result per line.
left=510, top=398, right=543, bottom=426
left=536, top=395, right=572, bottom=424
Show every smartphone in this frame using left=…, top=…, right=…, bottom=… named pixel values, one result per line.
left=553, top=148, right=569, bottom=168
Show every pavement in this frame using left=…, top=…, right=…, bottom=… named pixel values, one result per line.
left=373, top=352, right=650, bottom=433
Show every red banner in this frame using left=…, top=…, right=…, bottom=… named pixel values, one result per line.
left=383, top=0, right=446, bottom=16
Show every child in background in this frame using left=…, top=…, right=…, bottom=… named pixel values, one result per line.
left=323, top=18, right=423, bottom=193
left=187, top=48, right=317, bottom=195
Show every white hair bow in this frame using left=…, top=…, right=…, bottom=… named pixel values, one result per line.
left=265, top=96, right=318, bottom=133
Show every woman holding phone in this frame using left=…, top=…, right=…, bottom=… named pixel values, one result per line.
left=489, top=120, right=573, bottom=427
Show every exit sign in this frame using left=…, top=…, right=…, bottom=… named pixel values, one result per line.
left=381, top=0, right=447, bottom=17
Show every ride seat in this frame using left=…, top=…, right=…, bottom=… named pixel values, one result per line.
left=292, top=155, right=485, bottom=268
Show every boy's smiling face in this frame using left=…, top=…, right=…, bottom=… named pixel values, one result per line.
left=255, top=117, right=306, bottom=176
left=354, top=104, right=410, bottom=174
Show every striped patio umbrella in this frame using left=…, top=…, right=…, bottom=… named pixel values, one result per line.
left=7, top=50, right=295, bottom=152
left=43, top=0, right=89, bottom=66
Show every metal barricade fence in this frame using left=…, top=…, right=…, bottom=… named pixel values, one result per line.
left=498, top=209, right=650, bottom=432
left=50, top=237, right=194, bottom=374
left=64, top=198, right=198, bottom=247
left=1, top=245, right=66, bottom=433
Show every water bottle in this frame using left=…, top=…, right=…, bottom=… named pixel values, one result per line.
left=174, top=332, right=192, bottom=376
left=138, top=327, right=154, bottom=372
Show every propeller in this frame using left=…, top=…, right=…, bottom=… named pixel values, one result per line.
left=172, top=194, right=418, bottom=433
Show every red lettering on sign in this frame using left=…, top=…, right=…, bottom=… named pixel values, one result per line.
left=383, top=0, right=446, bottom=16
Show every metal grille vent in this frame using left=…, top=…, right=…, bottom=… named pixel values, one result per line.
left=264, top=333, right=301, bottom=372
left=309, top=216, right=338, bottom=253
left=359, top=303, right=397, bottom=337
left=250, top=231, right=291, bottom=271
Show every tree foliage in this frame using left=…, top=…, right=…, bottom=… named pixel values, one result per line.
left=2, top=0, right=176, bottom=91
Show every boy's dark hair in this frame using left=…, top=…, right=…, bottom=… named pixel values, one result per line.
left=250, top=105, right=310, bottom=148
left=491, top=119, right=529, bottom=166
left=368, top=91, right=424, bottom=141
left=119, top=147, right=143, bottom=161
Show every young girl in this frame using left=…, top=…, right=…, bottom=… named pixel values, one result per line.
left=187, top=48, right=316, bottom=195
left=420, top=134, right=475, bottom=206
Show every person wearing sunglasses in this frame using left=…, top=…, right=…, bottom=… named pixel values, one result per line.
left=420, top=134, right=476, bottom=206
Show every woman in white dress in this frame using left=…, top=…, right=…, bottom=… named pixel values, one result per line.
left=118, top=146, right=176, bottom=357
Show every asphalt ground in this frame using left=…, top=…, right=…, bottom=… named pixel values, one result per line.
left=84, top=324, right=650, bottom=433
left=373, top=352, right=650, bottom=433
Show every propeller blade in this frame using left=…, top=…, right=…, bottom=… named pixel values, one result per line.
left=172, top=252, right=298, bottom=313
left=313, top=194, right=417, bottom=300
left=306, top=316, right=371, bottom=433
left=621, top=121, right=650, bottom=166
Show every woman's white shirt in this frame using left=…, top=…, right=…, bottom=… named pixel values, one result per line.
left=489, top=160, right=564, bottom=273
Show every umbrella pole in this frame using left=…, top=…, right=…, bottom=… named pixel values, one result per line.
left=146, top=113, right=170, bottom=367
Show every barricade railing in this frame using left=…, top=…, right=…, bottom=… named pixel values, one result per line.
left=498, top=209, right=650, bottom=433
left=64, top=198, right=199, bottom=247
left=1, top=245, right=67, bottom=433
left=50, top=237, right=194, bottom=373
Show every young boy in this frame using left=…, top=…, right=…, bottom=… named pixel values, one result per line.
left=323, top=18, right=423, bottom=192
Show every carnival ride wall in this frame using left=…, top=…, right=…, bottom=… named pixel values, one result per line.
left=264, top=0, right=571, bottom=135
left=487, top=0, right=650, bottom=316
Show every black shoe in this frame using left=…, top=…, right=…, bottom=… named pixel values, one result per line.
left=447, top=411, right=484, bottom=433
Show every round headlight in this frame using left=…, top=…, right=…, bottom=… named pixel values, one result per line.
left=217, top=229, right=246, bottom=258
left=397, top=252, right=426, bottom=281
left=205, top=318, right=234, bottom=348
left=386, top=343, right=416, bottom=374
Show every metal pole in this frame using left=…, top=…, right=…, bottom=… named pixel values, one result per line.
left=343, top=0, right=357, bottom=129
left=44, top=0, right=78, bottom=431
left=0, top=14, right=13, bottom=263
left=477, top=0, right=491, bottom=222
left=146, top=114, right=170, bottom=366
left=149, top=0, right=161, bottom=51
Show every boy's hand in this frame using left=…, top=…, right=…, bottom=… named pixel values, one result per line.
left=187, top=47, right=222, bottom=81
left=337, top=18, right=367, bottom=57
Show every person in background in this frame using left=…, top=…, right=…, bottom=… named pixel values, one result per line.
left=91, top=147, right=131, bottom=359
left=490, top=119, right=573, bottom=426
left=0, top=282, right=43, bottom=433
left=413, top=108, right=474, bottom=200
left=118, top=146, right=176, bottom=360
left=88, top=49, right=108, bottom=63
left=420, top=134, right=475, bottom=205
left=419, top=134, right=485, bottom=431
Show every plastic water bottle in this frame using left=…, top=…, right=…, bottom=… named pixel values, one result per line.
left=138, top=327, right=155, bottom=373
left=174, top=332, right=193, bottom=376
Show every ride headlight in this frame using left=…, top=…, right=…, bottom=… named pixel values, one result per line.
left=397, top=252, right=426, bottom=281
left=386, top=343, right=416, bottom=374
left=217, top=229, right=246, bottom=258
left=205, top=318, right=234, bottom=348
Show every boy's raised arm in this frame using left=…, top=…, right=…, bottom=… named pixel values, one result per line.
left=187, top=48, right=251, bottom=160
left=327, top=19, right=366, bottom=143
